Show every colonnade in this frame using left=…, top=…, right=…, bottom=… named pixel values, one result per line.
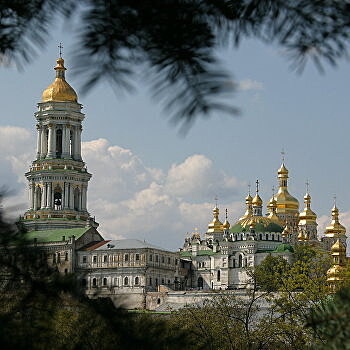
left=36, top=123, right=82, bottom=160
left=29, top=182, right=87, bottom=212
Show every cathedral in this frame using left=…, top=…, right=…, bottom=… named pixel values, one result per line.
left=180, top=161, right=348, bottom=290
left=17, top=55, right=348, bottom=308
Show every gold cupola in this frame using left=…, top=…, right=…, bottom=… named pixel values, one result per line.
left=325, top=204, right=346, bottom=238
left=42, top=57, right=78, bottom=103
left=252, top=179, right=263, bottom=216
left=222, top=209, right=230, bottom=230
left=299, top=191, right=317, bottom=226
left=271, top=161, right=299, bottom=214
left=207, top=206, right=224, bottom=234
left=327, top=239, right=347, bottom=292
left=239, top=191, right=253, bottom=220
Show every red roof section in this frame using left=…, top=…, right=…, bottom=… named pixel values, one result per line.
left=83, top=240, right=111, bottom=251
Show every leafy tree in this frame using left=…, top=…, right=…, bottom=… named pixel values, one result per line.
left=1, top=1, right=350, bottom=130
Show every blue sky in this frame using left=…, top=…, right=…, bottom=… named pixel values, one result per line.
left=1, top=27, right=350, bottom=249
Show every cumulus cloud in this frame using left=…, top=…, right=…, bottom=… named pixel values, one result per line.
left=238, top=79, right=264, bottom=91
left=1, top=126, right=244, bottom=249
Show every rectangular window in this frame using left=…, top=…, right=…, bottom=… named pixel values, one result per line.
left=124, top=254, right=129, bottom=262
left=175, top=259, right=178, bottom=265
left=149, top=277, right=152, bottom=285
left=161, top=256, right=165, bottom=263
left=93, top=256, right=97, bottom=263
left=82, top=256, right=87, bottom=263
left=168, top=257, right=171, bottom=264
left=149, top=254, right=153, bottom=262
left=103, top=255, right=108, bottom=263
left=135, top=253, right=140, bottom=261
left=155, top=255, right=159, bottom=263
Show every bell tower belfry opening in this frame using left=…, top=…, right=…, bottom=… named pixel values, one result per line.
left=22, top=56, right=98, bottom=231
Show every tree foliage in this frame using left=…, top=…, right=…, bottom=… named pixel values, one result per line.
left=1, top=1, right=350, bottom=129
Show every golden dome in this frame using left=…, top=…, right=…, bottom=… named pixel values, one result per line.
left=282, top=225, right=290, bottom=238
left=278, top=162, right=289, bottom=175
left=325, top=205, right=346, bottom=237
left=42, top=57, right=78, bottom=103
left=331, top=239, right=346, bottom=254
left=297, top=231, right=305, bottom=242
left=207, top=206, right=224, bottom=234
left=240, top=192, right=253, bottom=220
left=252, top=194, right=262, bottom=206
left=299, top=192, right=317, bottom=224
left=222, top=209, right=230, bottom=230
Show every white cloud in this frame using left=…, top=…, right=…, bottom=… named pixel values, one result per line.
left=238, top=79, right=264, bottom=91
left=1, top=126, right=244, bottom=249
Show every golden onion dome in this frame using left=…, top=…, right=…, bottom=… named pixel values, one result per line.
left=327, top=264, right=346, bottom=280
left=325, top=205, right=346, bottom=237
left=278, top=162, right=289, bottom=175
left=282, top=225, right=290, bottom=238
left=245, top=193, right=253, bottom=203
left=252, top=194, right=263, bottom=206
left=42, top=57, right=78, bottom=103
left=331, top=239, right=346, bottom=253
left=299, top=192, right=317, bottom=223
left=297, top=231, right=305, bottom=242
left=207, top=206, right=224, bottom=234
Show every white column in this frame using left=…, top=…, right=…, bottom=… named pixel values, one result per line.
left=82, top=185, right=87, bottom=211
left=41, top=127, right=47, bottom=158
left=36, top=125, right=42, bottom=159
left=69, top=184, right=74, bottom=209
left=47, top=183, right=52, bottom=208
left=62, top=126, right=70, bottom=159
left=41, top=183, right=47, bottom=208
left=33, top=187, right=38, bottom=210
left=29, top=183, right=34, bottom=210
left=73, top=126, right=79, bottom=160
left=76, top=126, right=82, bottom=161
left=47, top=124, right=55, bottom=158
left=64, top=183, right=69, bottom=209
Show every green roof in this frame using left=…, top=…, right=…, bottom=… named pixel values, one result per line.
left=24, top=227, right=90, bottom=243
left=230, top=222, right=283, bottom=233
left=180, top=250, right=218, bottom=257
left=272, top=243, right=294, bottom=253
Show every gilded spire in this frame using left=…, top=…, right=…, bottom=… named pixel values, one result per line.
left=325, top=198, right=346, bottom=238
left=274, top=154, right=299, bottom=214
left=207, top=203, right=223, bottom=234
left=42, top=51, right=78, bottom=103
left=252, top=179, right=263, bottom=207
left=299, top=181, right=317, bottom=224
left=240, top=186, right=253, bottom=220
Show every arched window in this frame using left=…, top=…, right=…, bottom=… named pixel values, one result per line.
left=232, top=259, right=236, bottom=268
left=56, top=129, right=62, bottom=158
left=74, top=187, right=80, bottom=211
left=272, top=234, right=275, bottom=241
left=57, top=252, right=61, bottom=263
left=238, top=255, right=243, bottom=268
left=103, top=255, right=108, bottom=263
left=135, top=276, right=139, bottom=285
left=103, top=277, right=107, bottom=286
left=259, top=234, right=262, bottom=240
left=124, top=276, right=129, bottom=285
left=198, top=277, right=203, bottom=289
left=265, top=233, right=268, bottom=240
left=92, top=278, right=97, bottom=287
left=217, top=270, right=221, bottom=281
left=241, top=234, right=243, bottom=240
left=65, top=252, right=69, bottom=261
left=54, top=186, right=62, bottom=210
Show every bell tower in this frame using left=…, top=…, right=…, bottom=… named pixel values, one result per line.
left=22, top=55, right=98, bottom=231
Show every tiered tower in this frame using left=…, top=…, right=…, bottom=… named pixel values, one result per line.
left=22, top=56, right=98, bottom=231
left=298, top=185, right=318, bottom=243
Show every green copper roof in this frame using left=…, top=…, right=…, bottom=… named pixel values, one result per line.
left=180, top=250, right=218, bottom=257
left=230, top=221, right=283, bottom=233
left=24, top=227, right=90, bottom=243
left=272, top=243, right=294, bottom=253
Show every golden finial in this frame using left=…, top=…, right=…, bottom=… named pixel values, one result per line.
left=256, top=179, right=259, bottom=194
left=333, top=194, right=337, bottom=208
left=214, top=196, right=218, bottom=208
left=306, top=179, right=310, bottom=194
left=281, top=148, right=285, bottom=163
left=248, top=183, right=251, bottom=195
